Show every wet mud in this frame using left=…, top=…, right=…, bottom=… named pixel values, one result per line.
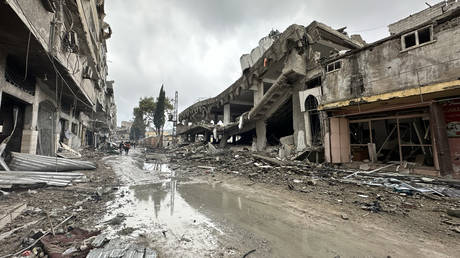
left=101, top=151, right=459, bottom=258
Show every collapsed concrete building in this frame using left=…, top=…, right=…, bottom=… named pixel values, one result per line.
left=0, top=0, right=116, bottom=156
left=178, top=1, right=460, bottom=178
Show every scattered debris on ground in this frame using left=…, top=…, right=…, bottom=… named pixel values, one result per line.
left=163, top=142, right=460, bottom=238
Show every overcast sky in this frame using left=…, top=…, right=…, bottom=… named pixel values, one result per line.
left=105, top=0, right=434, bottom=125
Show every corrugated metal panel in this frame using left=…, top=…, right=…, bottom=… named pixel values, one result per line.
left=8, top=152, right=96, bottom=172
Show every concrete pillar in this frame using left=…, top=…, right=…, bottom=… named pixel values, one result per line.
left=256, top=120, right=266, bottom=151
left=20, top=84, right=40, bottom=154
left=292, top=86, right=306, bottom=151
left=223, top=104, right=231, bottom=125
left=256, top=81, right=264, bottom=105
left=304, top=112, right=312, bottom=147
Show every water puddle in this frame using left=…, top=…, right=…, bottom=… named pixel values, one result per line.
left=103, top=155, right=334, bottom=257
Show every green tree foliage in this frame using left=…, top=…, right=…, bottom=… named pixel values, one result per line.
left=154, top=85, right=166, bottom=136
left=138, top=97, right=156, bottom=126
left=130, top=107, right=145, bottom=140
left=131, top=86, right=174, bottom=145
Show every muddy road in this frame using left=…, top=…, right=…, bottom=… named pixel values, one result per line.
left=100, top=150, right=458, bottom=257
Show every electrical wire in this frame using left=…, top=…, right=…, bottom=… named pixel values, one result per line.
left=12, top=0, right=95, bottom=110
left=23, top=31, right=31, bottom=81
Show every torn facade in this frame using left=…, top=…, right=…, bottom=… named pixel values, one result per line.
left=178, top=22, right=362, bottom=155
left=0, top=0, right=116, bottom=156
left=319, top=3, right=460, bottom=178
left=179, top=1, right=460, bottom=178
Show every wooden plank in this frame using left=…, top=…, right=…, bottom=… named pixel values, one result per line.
left=430, top=103, right=453, bottom=176
left=330, top=117, right=341, bottom=163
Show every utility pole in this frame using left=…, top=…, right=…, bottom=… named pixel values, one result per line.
left=172, top=91, right=178, bottom=144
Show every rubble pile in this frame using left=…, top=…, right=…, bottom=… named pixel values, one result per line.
left=165, top=142, right=460, bottom=234
left=0, top=148, right=120, bottom=256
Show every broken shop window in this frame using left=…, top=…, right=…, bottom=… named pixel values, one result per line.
left=349, top=115, right=434, bottom=167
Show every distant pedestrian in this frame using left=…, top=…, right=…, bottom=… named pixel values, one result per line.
left=119, top=141, right=124, bottom=155
left=123, top=142, right=131, bottom=155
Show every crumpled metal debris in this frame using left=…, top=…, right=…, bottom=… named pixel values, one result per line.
left=7, top=152, right=96, bottom=172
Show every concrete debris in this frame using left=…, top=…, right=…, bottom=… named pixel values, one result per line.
left=359, top=164, right=371, bottom=171
left=87, top=238, right=157, bottom=258
left=40, top=227, right=99, bottom=257
left=0, top=203, right=27, bottom=230
left=57, top=142, right=82, bottom=159
left=446, top=209, right=460, bottom=218
left=207, top=142, right=219, bottom=154
left=7, top=152, right=96, bottom=172
left=252, top=154, right=285, bottom=167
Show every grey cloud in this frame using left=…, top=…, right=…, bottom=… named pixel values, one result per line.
left=106, top=0, right=434, bottom=124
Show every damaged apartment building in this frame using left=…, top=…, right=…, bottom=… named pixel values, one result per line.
left=0, top=0, right=116, bottom=157
left=179, top=0, right=460, bottom=178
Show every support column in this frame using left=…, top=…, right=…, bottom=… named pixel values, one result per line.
left=255, top=81, right=264, bottom=106
left=20, top=85, right=40, bottom=154
left=223, top=104, right=231, bottom=125
left=430, top=103, right=453, bottom=176
left=256, top=120, right=267, bottom=151
left=292, top=86, right=306, bottom=152
left=304, top=112, right=312, bottom=147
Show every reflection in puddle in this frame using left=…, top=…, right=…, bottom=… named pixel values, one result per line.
left=104, top=163, right=220, bottom=257
left=143, top=162, right=171, bottom=174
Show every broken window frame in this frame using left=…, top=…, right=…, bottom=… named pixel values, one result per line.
left=401, top=25, right=434, bottom=51
left=349, top=113, right=436, bottom=167
left=326, top=61, right=342, bottom=73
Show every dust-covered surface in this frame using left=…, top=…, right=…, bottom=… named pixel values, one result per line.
left=1, top=145, right=459, bottom=257
left=0, top=150, right=119, bottom=256
left=163, top=142, right=460, bottom=257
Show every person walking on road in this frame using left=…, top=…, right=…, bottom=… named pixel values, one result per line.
left=123, top=142, right=131, bottom=155
left=119, top=141, right=124, bottom=155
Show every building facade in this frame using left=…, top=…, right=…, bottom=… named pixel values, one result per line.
left=178, top=1, right=460, bottom=178
left=0, top=0, right=116, bottom=155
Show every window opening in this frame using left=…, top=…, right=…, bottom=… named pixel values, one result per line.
left=418, top=27, right=431, bottom=44
left=404, top=33, right=416, bottom=48
left=349, top=114, right=434, bottom=167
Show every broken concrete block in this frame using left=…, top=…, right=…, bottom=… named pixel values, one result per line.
left=207, top=143, right=218, bottom=155
left=280, top=135, right=294, bottom=146
left=359, top=164, right=371, bottom=171
left=447, top=209, right=460, bottom=218
left=307, top=179, right=318, bottom=186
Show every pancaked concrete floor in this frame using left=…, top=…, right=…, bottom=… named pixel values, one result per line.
left=99, top=150, right=459, bottom=258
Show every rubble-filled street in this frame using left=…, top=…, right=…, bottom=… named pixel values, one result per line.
left=2, top=0, right=460, bottom=257
left=2, top=145, right=459, bottom=257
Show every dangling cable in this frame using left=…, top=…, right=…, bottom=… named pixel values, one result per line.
left=23, top=31, right=31, bottom=81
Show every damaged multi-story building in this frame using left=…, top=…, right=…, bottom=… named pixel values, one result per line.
left=178, top=0, right=460, bottom=178
left=0, top=0, right=116, bottom=156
